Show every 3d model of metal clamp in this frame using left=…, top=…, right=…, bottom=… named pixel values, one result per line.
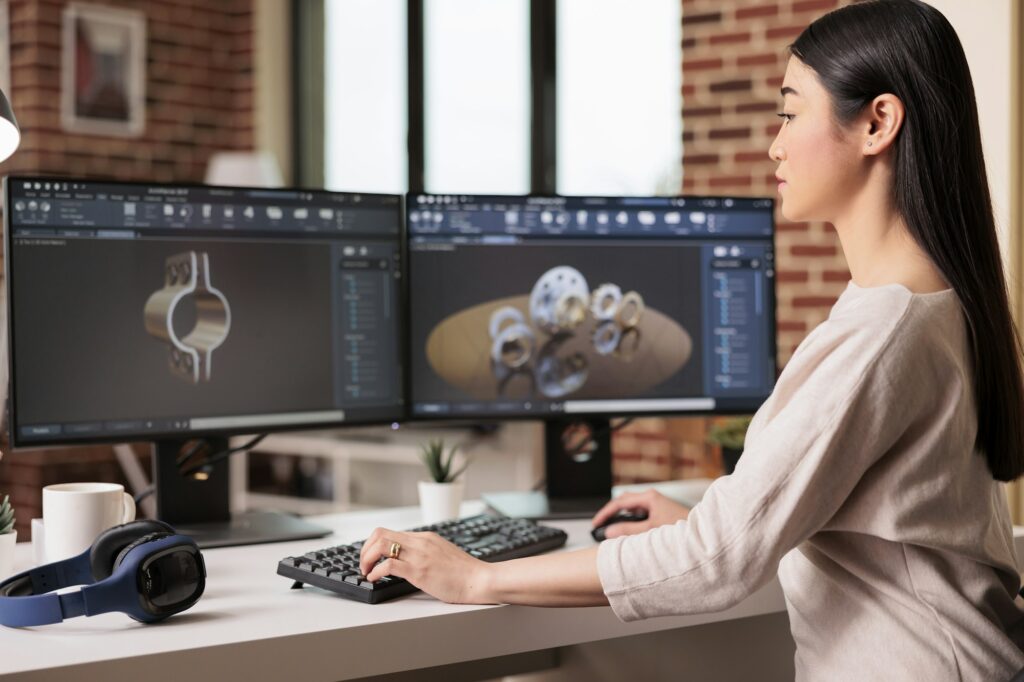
left=144, top=251, right=231, bottom=383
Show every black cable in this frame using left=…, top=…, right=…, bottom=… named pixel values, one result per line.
left=179, top=434, right=267, bottom=478
left=562, top=417, right=635, bottom=458
left=175, top=439, right=207, bottom=468
left=132, top=434, right=268, bottom=505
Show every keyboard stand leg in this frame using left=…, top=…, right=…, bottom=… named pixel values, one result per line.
left=290, top=581, right=305, bottom=589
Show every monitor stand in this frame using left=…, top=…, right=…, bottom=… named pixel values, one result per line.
left=152, top=438, right=331, bottom=548
left=482, top=418, right=613, bottom=520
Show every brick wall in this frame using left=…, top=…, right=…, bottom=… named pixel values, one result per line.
left=681, top=0, right=854, bottom=366
left=0, top=0, right=255, bottom=538
left=0, top=0, right=253, bottom=182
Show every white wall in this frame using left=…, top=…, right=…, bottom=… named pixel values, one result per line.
left=926, top=0, right=1013, bottom=266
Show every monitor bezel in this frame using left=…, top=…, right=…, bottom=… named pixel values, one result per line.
left=3, top=175, right=409, bottom=449
left=403, top=192, right=778, bottom=422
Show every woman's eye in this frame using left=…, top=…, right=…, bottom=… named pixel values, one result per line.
left=776, top=113, right=794, bottom=123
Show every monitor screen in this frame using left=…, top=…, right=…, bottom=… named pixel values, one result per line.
left=5, top=178, right=405, bottom=447
left=407, top=194, right=776, bottom=419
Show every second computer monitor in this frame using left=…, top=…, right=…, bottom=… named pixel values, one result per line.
left=407, top=194, right=777, bottom=419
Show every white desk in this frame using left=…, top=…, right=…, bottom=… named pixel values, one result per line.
left=0, top=506, right=1020, bottom=682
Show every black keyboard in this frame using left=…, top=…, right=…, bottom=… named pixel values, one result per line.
left=277, top=514, right=568, bottom=604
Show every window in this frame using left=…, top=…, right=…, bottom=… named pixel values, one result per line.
left=313, top=1, right=682, bottom=196
left=556, top=0, right=682, bottom=195
left=324, top=0, right=408, bottom=194
left=424, top=0, right=530, bottom=194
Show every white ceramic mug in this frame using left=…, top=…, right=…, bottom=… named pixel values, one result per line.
left=42, top=483, right=136, bottom=563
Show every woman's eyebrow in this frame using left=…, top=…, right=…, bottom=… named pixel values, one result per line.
left=780, top=86, right=799, bottom=97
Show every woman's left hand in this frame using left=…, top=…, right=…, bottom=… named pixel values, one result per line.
left=358, top=527, right=493, bottom=604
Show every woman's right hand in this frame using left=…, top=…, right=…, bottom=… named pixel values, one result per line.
left=590, top=489, right=690, bottom=540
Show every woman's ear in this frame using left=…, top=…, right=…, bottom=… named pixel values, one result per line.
left=862, top=93, right=905, bottom=156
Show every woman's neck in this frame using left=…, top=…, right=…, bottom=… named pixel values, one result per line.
left=831, top=179, right=949, bottom=294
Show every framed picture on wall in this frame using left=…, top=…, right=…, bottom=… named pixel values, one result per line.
left=61, top=3, right=146, bottom=137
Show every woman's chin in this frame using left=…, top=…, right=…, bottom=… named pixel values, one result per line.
left=778, top=202, right=801, bottom=223
left=778, top=198, right=813, bottom=224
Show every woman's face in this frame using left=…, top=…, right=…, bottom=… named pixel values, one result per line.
left=769, top=57, right=863, bottom=223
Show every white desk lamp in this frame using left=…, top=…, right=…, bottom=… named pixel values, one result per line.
left=204, top=151, right=283, bottom=188
left=0, top=88, right=19, bottom=163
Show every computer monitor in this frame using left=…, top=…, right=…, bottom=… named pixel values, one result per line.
left=4, top=177, right=406, bottom=545
left=406, top=194, right=776, bottom=517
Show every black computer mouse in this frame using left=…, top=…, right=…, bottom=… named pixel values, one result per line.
left=590, top=509, right=649, bottom=542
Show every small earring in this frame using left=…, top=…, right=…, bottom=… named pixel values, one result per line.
left=866, top=141, right=873, bottom=148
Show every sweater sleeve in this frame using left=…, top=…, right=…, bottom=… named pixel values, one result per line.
left=597, top=299, right=930, bottom=621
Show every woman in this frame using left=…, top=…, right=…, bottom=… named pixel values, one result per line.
left=360, top=1, right=1024, bottom=678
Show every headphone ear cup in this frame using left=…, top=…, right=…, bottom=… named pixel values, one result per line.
left=90, top=520, right=176, bottom=581
left=112, top=531, right=173, bottom=572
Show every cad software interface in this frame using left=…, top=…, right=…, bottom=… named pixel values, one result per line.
left=6, top=178, right=404, bottom=445
left=408, top=194, right=776, bottom=418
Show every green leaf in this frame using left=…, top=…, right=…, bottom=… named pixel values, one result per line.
left=421, top=439, right=451, bottom=483
left=418, top=439, right=472, bottom=483
left=0, top=493, right=14, bottom=534
left=705, top=416, right=753, bottom=451
left=446, top=456, right=472, bottom=483
left=440, top=444, right=457, bottom=482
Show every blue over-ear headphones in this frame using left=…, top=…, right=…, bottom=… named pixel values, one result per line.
left=0, top=519, right=206, bottom=627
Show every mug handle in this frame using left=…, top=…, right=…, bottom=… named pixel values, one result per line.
left=121, top=492, right=137, bottom=523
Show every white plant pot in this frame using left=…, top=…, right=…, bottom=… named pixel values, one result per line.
left=418, top=480, right=464, bottom=525
left=0, top=530, right=17, bottom=580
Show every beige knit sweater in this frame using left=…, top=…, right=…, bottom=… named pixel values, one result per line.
left=597, top=281, right=1024, bottom=680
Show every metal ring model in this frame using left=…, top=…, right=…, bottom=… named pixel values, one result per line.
left=590, top=283, right=622, bottom=321
left=534, top=338, right=588, bottom=398
left=553, top=292, right=588, bottom=331
left=592, top=320, right=622, bottom=356
left=616, top=291, right=645, bottom=329
left=144, top=251, right=231, bottom=383
left=490, top=322, right=536, bottom=369
left=529, top=266, right=590, bottom=335
left=488, top=306, right=525, bottom=340
left=616, top=326, right=642, bottom=361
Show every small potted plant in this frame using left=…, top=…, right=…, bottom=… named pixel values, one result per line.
left=707, top=416, right=752, bottom=475
left=0, top=494, right=16, bottom=579
left=417, top=439, right=470, bottom=524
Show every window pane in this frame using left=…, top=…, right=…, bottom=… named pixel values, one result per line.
left=324, top=0, right=408, bottom=194
left=557, top=0, right=682, bottom=196
left=424, top=0, right=530, bottom=194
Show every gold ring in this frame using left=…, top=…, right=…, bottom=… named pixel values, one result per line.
left=388, top=541, right=402, bottom=560
left=616, top=291, right=645, bottom=329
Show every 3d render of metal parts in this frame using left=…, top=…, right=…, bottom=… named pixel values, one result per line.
left=144, top=251, right=231, bottom=383
left=529, top=266, right=590, bottom=335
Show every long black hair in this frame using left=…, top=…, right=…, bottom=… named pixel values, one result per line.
left=792, top=0, right=1024, bottom=481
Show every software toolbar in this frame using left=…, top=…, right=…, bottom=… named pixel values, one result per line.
left=9, top=181, right=400, bottom=237
left=409, top=194, right=772, bottom=239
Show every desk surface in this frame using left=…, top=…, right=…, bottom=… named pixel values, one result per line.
left=3, top=505, right=1021, bottom=682
left=0, top=501, right=792, bottom=682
